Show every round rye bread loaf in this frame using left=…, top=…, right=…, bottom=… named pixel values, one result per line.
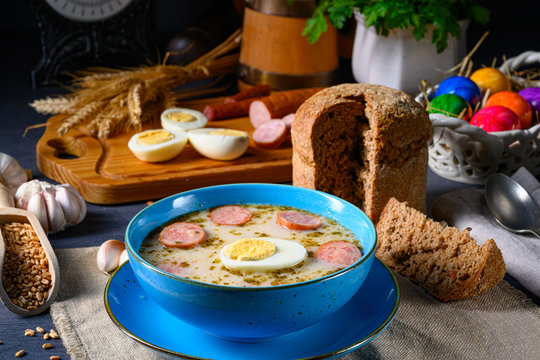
left=291, top=83, right=433, bottom=224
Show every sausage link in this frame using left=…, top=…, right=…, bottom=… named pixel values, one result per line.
left=203, top=98, right=261, bottom=121
left=249, top=88, right=323, bottom=128
left=224, top=84, right=272, bottom=103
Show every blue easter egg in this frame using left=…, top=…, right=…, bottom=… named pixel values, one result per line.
left=435, top=76, right=482, bottom=107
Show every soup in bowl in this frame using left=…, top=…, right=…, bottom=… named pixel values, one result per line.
left=125, top=183, right=377, bottom=342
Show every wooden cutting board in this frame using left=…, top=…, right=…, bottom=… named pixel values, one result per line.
left=36, top=96, right=293, bottom=204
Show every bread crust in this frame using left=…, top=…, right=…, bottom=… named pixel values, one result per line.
left=291, top=83, right=432, bottom=223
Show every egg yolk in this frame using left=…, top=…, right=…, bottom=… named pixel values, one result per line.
left=226, top=238, right=276, bottom=261
left=209, top=129, right=247, bottom=137
left=166, top=112, right=197, bottom=123
left=137, top=130, right=174, bottom=145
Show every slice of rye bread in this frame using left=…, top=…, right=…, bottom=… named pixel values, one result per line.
left=291, top=83, right=432, bottom=224
left=376, top=197, right=506, bottom=301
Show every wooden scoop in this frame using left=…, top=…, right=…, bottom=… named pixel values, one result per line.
left=0, top=183, right=60, bottom=316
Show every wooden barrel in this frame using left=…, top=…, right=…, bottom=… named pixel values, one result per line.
left=239, top=0, right=338, bottom=90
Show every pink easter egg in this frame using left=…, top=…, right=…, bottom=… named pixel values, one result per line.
left=470, top=106, right=521, bottom=132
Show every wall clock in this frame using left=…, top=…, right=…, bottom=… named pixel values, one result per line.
left=31, top=0, right=152, bottom=87
left=43, top=0, right=134, bottom=23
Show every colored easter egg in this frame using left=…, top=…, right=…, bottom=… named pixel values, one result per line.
left=435, top=76, right=482, bottom=107
left=518, top=87, right=540, bottom=113
left=428, top=94, right=473, bottom=120
left=469, top=67, right=511, bottom=95
left=470, top=106, right=521, bottom=132
left=485, top=91, right=533, bottom=129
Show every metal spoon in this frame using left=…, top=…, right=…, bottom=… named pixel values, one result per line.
left=485, top=173, right=540, bottom=238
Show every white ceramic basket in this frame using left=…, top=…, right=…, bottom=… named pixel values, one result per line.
left=416, top=51, right=540, bottom=184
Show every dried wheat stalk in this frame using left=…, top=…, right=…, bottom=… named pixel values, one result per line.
left=57, top=101, right=103, bottom=135
left=29, top=96, right=78, bottom=115
left=127, top=82, right=143, bottom=132
left=29, top=29, right=242, bottom=139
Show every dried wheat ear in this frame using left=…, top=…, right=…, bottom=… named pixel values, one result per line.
left=29, top=29, right=242, bottom=139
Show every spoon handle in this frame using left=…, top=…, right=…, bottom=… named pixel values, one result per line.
left=531, top=229, right=540, bottom=239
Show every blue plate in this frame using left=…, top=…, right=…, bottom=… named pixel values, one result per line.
left=105, top=259, right=399, bottom=360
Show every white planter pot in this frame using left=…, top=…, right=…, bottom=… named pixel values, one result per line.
left=352, top=11, right=468, bottom=95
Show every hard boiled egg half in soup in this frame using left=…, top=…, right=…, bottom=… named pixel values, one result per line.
left=161, top=108, right=207, bottom=133
left=128, top=129, right=188, bottom=162
left=188, top=128, right=249, bottom=161
left=220, top=238, right=307, bottom=271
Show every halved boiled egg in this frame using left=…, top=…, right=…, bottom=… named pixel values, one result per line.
left=128, top=129, right=188, bottom=162
left=220, top=237, right=307, bottom=272
left=161, top=108, right=207, bottom=133
left=188, top=128, right=249, bottom=161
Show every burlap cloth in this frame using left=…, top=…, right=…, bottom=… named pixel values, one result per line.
left=51, top=247, right=539, bottom=360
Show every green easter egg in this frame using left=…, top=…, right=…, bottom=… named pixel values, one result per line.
left=428, top=94, right=473, bottom=120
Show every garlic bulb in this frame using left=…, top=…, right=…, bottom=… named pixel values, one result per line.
left=0, top=152, right=28, bottom=194
left=15, top=179, right=87, bottom=233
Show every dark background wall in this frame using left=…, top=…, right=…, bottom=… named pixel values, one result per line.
left=466, top=0, right=538, bottom=67
left=0, top=0, right=240, bottom=88
left=0, top=0, right=537, bottom=89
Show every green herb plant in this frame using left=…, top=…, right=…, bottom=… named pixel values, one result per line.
left=302, top=0, right=490, bottom=53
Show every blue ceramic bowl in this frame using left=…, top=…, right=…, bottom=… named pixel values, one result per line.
left=125, top=183, right=377, bottom=342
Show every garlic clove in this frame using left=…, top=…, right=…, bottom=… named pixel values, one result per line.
left=119, top=249, right=129, bottom=265
left=42, top=188, right=66, bottom=233
left=27, top=192, right=50, bottom=232
left=55, top=184, right=86, bottom=225
left=97, top=240, right=126, bottom=274
left=15, top=181, right=36, bottom=209
left=55, top=186, right=80, bottom=225
left=15, top=180, right=52, bottom=209
left=72, top=186, right=87, bottom=224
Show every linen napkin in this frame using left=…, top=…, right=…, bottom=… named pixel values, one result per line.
left=50, top=247, right=540, bottom=360
left=432, top=167, right=540, bottom=298
left=50, top=247, right=164, bottom=360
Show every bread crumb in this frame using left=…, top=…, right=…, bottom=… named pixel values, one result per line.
left=375, top=197, right=505, bottom=301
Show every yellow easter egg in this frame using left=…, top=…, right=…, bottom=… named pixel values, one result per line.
left=470, top=67, right=511, bottom=95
